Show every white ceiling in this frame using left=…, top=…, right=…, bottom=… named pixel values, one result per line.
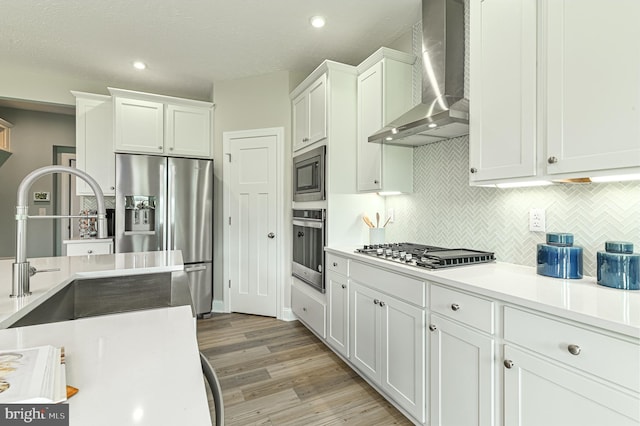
left=1, top=0, right=420, bottom=102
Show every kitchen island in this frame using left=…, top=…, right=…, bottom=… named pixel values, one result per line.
left=0, top=251, right=212, bottom=426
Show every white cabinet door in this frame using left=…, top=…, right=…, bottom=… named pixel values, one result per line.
left=74, top=93, right=115, bottom=196
left=292, top=92, right=309, bottom=151
left=357, top=55, right=413, bottom=193
left=504, top=345, right=639, bottom=426
left=381, top=293, right=425, bottom=423
left=357, top=63, right=384, bottom=192
left=64, top=239, right=113, bottom=256
left=469, top=0, right=537, bottom=182
left=350, top=281, right=382, bottom=382
left=165, top=104, right=212, bottom=158
left=327, top=271, right=349, bottom=358
left=307, top=74, right=327, bottom=145
left=114, top=97, right=164, bottom=154
left=544, top=0, right=640, bottom=175
left=429, top=315, right=494, bottom=426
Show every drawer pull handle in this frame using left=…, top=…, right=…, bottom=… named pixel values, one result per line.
left=379, top=301, right=385, bottom=307
left=504, top=359, right=514, bottom=369
left=374, top=299, right=380, bottom=305
left=429, top=324, right=437, bottom=332
left=451, top=303, right=460, bottom=311
left=333, top=262, right=338, bottom=267
left=341, top=284, right=346, bottom=289
left=567, top=344, right=581, bottom=356
left=302, top=307, right=307, bottom=312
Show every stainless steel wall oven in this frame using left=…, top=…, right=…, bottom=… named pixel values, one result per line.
left=292, top=209, right=326, bottom=292
left=293, top=146, right=325, bottom=202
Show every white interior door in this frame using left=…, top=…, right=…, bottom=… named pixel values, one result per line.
left=223, top=128, right=283, bottom=317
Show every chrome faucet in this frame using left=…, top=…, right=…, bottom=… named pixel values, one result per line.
left=12, top=165, right=107, bottom=297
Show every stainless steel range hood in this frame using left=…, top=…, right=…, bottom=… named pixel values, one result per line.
left=369, top=0, right=468, bottom=146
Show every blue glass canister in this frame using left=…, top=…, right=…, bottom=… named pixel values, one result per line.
left=536, top=232, right=583, bottom=279
left=597, top=241, right=640, bottom=290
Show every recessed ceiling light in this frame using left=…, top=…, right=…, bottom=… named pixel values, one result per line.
left=310, top=16, right=326, bottom=28
left=133, top=61, right=146, bottom=70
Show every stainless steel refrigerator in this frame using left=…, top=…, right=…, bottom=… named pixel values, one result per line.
left=115, top=153, right=213, bottom=315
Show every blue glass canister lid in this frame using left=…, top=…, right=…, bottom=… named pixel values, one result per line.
left=605, top=241, right=634, bottom=254
left=546, top=232, right=574, bottom=246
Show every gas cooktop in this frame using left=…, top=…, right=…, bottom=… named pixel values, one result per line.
left=355, top=242, right=496, bottom=269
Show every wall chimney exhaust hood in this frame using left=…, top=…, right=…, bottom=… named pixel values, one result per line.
left=369, top=0, right=468, bottom=147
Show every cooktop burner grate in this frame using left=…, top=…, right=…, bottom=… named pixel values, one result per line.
left=355, top=242, right=495, bottom=269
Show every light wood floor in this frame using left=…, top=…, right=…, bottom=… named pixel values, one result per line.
left=197, top=313, right=412, bottom=425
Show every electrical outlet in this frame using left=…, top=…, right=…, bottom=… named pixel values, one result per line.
left=387, top=209, right=395, bottom=224
left=529, top=208, right=546, bottom=232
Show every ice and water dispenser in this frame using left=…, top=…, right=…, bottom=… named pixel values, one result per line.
left=124, top=195, right=156, bottom=232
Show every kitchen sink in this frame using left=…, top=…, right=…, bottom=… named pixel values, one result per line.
left=9, top=271, right=194, bottom=328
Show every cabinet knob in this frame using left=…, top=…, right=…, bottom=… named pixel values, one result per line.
left=451, top=303, right=460, bottom=311
left=341, top=284, right=346, bottom=289
left=110, top=186, right=115, bottom=190
left=373, top=180, right=379, bottom=184
left=302, top=137, right=309, bottom=142
left=429, top=324, right=437, bottom=332
left=158, top=146, right=163, bottom=150
left=548, top=156, right=558, bottom=164
left=267, top=232, right=275, bottom=239
left=504, top=359, right=514, bottom=369
left=169, top=147, right=174, bottom=151
left=373, top=299, right=380, bottom=305
left=567, top=344, right=581, bottom=355
left=302, top=307, right=307, bottom=312
left=470, top=167, right=478, bottom=174
left=87, top=250, right=93, bottom=254
left=333, top=262, right=338, bottom=267
left=379, top=301, right=385, bottom=307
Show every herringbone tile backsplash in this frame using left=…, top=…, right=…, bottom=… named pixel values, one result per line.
left=384, top=136, right=640, bottom=277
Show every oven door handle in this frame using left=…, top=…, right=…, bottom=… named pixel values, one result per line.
left=293, top=219, right=324, bottom=229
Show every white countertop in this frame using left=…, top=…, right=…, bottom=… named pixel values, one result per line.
left=0, top=251, right=184, bottom=329
left=0, top=305, right=212, bottom=426
left=327, top=247, right=640, bottom=338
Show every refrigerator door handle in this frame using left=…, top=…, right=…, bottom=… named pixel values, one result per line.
left=167, top=162, right=175, bottom=250
left=184, top=264, right=208, bottom=273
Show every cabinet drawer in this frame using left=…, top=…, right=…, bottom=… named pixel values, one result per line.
left=65, top=240, right=113, bottom=256
left=292, top=284, right=326, bottom=338
left=326, top=253, right=348, bottom=276
left=430, top=284, right=494, bottom=334
left=504, top=306, right=640, bottom=391
left=350, top=261, right=425, bottom=307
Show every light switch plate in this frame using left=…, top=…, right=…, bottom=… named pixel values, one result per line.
left=529, top=208, right=546, bottom=232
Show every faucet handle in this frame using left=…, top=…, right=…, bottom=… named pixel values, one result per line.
left=29, top=266, right=61, bottom=277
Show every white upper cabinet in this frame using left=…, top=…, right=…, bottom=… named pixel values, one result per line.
left=292, top=74, right=327, bottom=152
left=110, top=88, right=213, bottom=158
left=544, top=0, right=640, bottom=176
left=469, top=0, right=537, bottom=183
left=72, top=91, right=115, bottom=196
left=357, top=48, right=415, bottom=193
left=470, top=0, right=640, bottom=184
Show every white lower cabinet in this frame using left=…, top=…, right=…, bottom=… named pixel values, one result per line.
left=64, top=239, right=113, bottom=256
left=350, top=280, right=426, bottom=423
left=429, top=314, right=495, bottom=426
left=503, top=345, right=639, bottom=426
left=291, top=282, right=326, bottom=339
left=326, top=270, right=349, bottom=358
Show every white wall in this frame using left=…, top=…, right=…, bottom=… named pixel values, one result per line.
left=212, top=70, right=293, bottom=309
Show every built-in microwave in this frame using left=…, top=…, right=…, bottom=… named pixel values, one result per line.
left=293, top=145, right=325, bottom=202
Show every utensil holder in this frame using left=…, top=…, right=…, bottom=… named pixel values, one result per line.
left=369, top=228, right=385, bottom=245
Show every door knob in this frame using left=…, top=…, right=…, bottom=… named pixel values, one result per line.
left=268, top=232, right=275, bottom=239
left=504, top=360, right=514, bottom=369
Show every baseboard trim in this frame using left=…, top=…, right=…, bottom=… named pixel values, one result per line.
left=211, top=300, right=226, bottom=313
left=280, top=307, right=297, bottom=322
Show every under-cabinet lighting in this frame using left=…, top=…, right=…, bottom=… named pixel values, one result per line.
left=428, top=123, right=437, bottom=128
left=495, top=180, right=553, bottom=189
left=385, top=137, right=393, bottom=141
left=378, top=191, right=402, bottom=196
left=133, top=61, right=146, bottom=70
left=590, top=173, right=640, bottom=183
left=310, top=16, right=326, bottom=28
